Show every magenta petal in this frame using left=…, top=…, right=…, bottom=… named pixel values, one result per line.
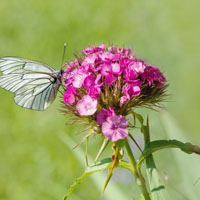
left=96, top=110, right=107, bottom=125
left=76, top=95, right=97, bottom=116
left=96, top=107, right=115, bottom=125
left=129, top=60, right=146, bottom=74
left=122, top=84, right=141, bottom=98
left=82, top=53, right=99, bottom=65
left=105, top=74, right=116, bottom=85
left=83, top=75, right=95, bottom=89
left=107, top=107, right=115, bottom=116
left=72, top=69, right=88, bottom=88
left=95, top=74, right=102, bottom=84
left=132, top=86, right=141, bottom=96
left=114, top=128, right=128, bottom=141
left=81, top=46, right=94, bottom=55
left=101, top=63, right=112, bottom=76
left=101, top=115, right=128, bottom=142
left=99, top=52, right=115, bottom=61
left=64, top=93, right=75, bottom=105
left=63, top=86, right=77, bottom=105
left=124, top=68, right=137, bottom=82
left=87, top=86, right=101, bottom=98
left=102, top=121, right=112, bottom=134
left=141, top=65, right=166, bottom=86
left=120, top=96, right=128, bottom=106
left=111, top=63, right=121, bottom=74
left=118, top=116, right=128, bottom=128
left=94, top=44, right=106, bottom=52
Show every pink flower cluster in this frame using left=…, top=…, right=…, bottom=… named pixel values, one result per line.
left=62, top=44, right=166, bottom=142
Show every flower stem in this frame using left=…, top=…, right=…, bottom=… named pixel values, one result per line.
left=124, top=138, right=151, bottom=200
left=124, top=138, right=137, bottom=176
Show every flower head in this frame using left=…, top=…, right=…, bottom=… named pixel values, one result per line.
left=62, top=44, right=167, bottom=142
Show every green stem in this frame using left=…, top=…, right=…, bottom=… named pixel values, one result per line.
left=124, top=139, right=151, bottom=200
left=124, top=138, right=137, bottom=176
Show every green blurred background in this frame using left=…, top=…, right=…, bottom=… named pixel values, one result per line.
left=0, top=0, right=200, bottom=199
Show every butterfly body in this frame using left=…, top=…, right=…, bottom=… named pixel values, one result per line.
left=0, top=57, right=64, bottom=111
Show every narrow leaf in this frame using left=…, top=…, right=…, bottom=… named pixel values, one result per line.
left=146, top=155, right=170, bottom=200
left=64, top=158, right=112, bottom=200
left=133, top=111, right=144, bottom=125
left=64, top=158, right=132, bottom=200
left=60, top=133, right=131, bottom=200
left=94, top=138, right=109, bottom=163
left=161, top=111, right=200, bottom=199
left=103, top=144, right=121, bottom=193
left=141, top=119, right=171, bottom=200
left=140, top=139, right=200, bottom=163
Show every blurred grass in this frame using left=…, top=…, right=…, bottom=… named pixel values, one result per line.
left=0, top=0, right=200, bottom=199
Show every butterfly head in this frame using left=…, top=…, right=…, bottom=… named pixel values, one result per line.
left=60, top=69, right=64, bottom=75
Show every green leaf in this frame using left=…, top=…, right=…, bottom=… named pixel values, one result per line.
left=64, top=158, right=112, bottom=200
left=141, top=114, right=200, bottom=200
left=134, top=112, right=144, bottom=125
left=146, top=155, right=171, bottom=200
left=60, top=133, right=131, bottom=200
left=103, top=143, right=123, bottom=193
left=140, top=119, right=171, bottom=200
left=64, top=158, right=132, bottom=199
left=140, top=194, right=145, bottom=200
left=141, top=139, right=200, bottom=161
left=94, top=138, right=109, bottom=163
left=131, top=111, right=144, bottom=126
left=160, top=111, right=200, bottom=199
left=138, top=139, right=200, bottom=200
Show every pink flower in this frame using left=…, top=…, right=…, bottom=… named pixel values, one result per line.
left=99, top=52, right=115, bottom=62
left=129, top=60, right=146, bottom=74
left=120, top=58, right=134, bottom=70
left=82, top=44, right=106, bottom=55
left=100, top=63, right=112, bottom=76
left=72, top=68, right=88, bottom=88
left=84, top=74, right=103, bottom=98
left=64, top=68, right=78, bottom=86
left=121, top=48, right=133, bottom=57
left=102, top=115, right=128, bottom=142
left=141, top=65, right=166, bottom=86
left=87, top=86, right=101, bottom=98
left=94, top=44, right=106, bottom=52
left=82, top=53, right=99, bottom=65
left=122, top=84, right=141, bottom=99
left=105, top=74, right=117, bottom=85
left=124, top=68, right=137, bottom=82
left=83, top=75, right=95, bottom=89
left=63, top=60, right=78, bottom=75
left=120, top=96, right=128, bottom=106
left=96, top=107, right=115, bottom=125
left=63, top=86, right=77, bottom=105
left=81, top=46, right=94, bottom=55
left=62, top=44, right=167, bottom=129
left=111, top=63, right=121, bottom=75
left=76, top=95, right=97, bottom=116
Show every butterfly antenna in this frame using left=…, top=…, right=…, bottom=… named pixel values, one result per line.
left=61, top=43, right=67, bottom=70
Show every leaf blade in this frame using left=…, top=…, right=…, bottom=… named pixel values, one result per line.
left=60, top=133, right=130, bottom=200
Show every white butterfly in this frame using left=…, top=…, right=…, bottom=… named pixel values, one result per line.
left=0, top=57, right=64, bottom=111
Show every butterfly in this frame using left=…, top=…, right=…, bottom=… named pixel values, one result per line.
left=0, top=57, right=64, bottom=111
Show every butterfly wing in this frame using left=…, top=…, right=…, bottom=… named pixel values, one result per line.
left=0, top=57, right=62, bottom=110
